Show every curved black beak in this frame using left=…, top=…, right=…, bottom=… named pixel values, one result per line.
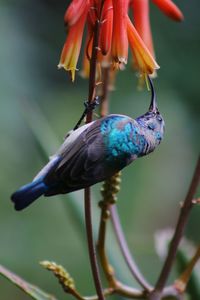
left=148, top=76, right=158, bottom=113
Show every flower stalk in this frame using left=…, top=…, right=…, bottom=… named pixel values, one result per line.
left=84, top=3, right=105, bottom=300
left=110, top=205, right=152, bottom=291
left=97, top=172, right=122, bottom=288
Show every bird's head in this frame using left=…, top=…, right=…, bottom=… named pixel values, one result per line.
left=136, top=77, right=165, bottom=144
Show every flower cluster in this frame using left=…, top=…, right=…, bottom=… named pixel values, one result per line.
left=58, top=0, right=183, bottom=81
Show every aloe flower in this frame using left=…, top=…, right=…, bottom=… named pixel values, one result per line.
left=151, top=0, right=183, bottom=21
left=58, top=0, right=183, bottom=81
left=131, top=0, right=155, bottom=58
left=58, top=1, right=89, bottom=81
left=131, top=0, right=183, bottom=58
left=127, top=16, right=159, bottom=75
left=111, top=0, right=129, bottom=66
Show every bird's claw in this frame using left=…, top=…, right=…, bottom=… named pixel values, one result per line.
left=72, top=97, right=100, bottom=131
left=84, top=97, right=100, bottom=113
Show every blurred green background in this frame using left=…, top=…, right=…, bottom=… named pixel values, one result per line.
left=0, top=0, right=199, bottom=299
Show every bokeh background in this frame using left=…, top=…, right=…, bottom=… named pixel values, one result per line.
left=0, top=0, right=199, bottom=299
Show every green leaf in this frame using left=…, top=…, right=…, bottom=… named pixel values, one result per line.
left=0, top=264, right=58, bottom=300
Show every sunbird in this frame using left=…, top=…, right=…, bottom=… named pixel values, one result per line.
left=11, top=78, right=164, bottom=211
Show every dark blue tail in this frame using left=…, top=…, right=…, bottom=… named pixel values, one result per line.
left=11, top=179, right=48, bottom=211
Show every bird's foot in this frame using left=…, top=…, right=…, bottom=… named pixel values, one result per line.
left=84, top=97, right=100, bottom=113
left=72, top=97, right=100, bottom=131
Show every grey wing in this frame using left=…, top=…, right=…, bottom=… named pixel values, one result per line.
left=45, top=119, right=113, bottom=195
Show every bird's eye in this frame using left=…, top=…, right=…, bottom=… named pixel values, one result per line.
left=148, top=123, right=156, bottom=130
left=157, top=115, right=162, bottom=122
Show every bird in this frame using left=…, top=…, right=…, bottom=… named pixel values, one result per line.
left=11, top=77, right=164, bottom=211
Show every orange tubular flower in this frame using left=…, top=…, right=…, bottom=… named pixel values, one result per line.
left=58, top=3, right=89, bottom=81
left=64, top=0, right=89, bottom=26
left=130, top=0, right=183, bottom=77
left=127, top=16, right=159, bottom=75
left=132, top=0, right=155, bottom=57
left=99, top=0, right=113, bottom=56
left=58, top=0, right=183, bottom=81
left=111, top=0, right=129, bottom=67
left=151, top=0, right=184, bottom=22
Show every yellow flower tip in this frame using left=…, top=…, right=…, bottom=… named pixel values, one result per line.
left=142, top=57, right=160, bottom=75
left=57, top=63, right=78, bottom=82
left=70, top=69, right=76, bottom=82
left=145, top=57, right=160, bottom=74
left=127, top=16, right=160, bottom=75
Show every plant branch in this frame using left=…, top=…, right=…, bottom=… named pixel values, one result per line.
left=97, top=206, right=118, bottom=287
left=149, top=155, right=200, bottom=300
left=84, top=3, right=106, bottom=300
left=97, top=173, right=121, bottom=288
left=85, top=188, right=105, bottom=300
left=99, top=67, right=110, bottom=117
left=86, top=18, right=100, bottom=122
left=110, top=205, right=152, bottom=291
